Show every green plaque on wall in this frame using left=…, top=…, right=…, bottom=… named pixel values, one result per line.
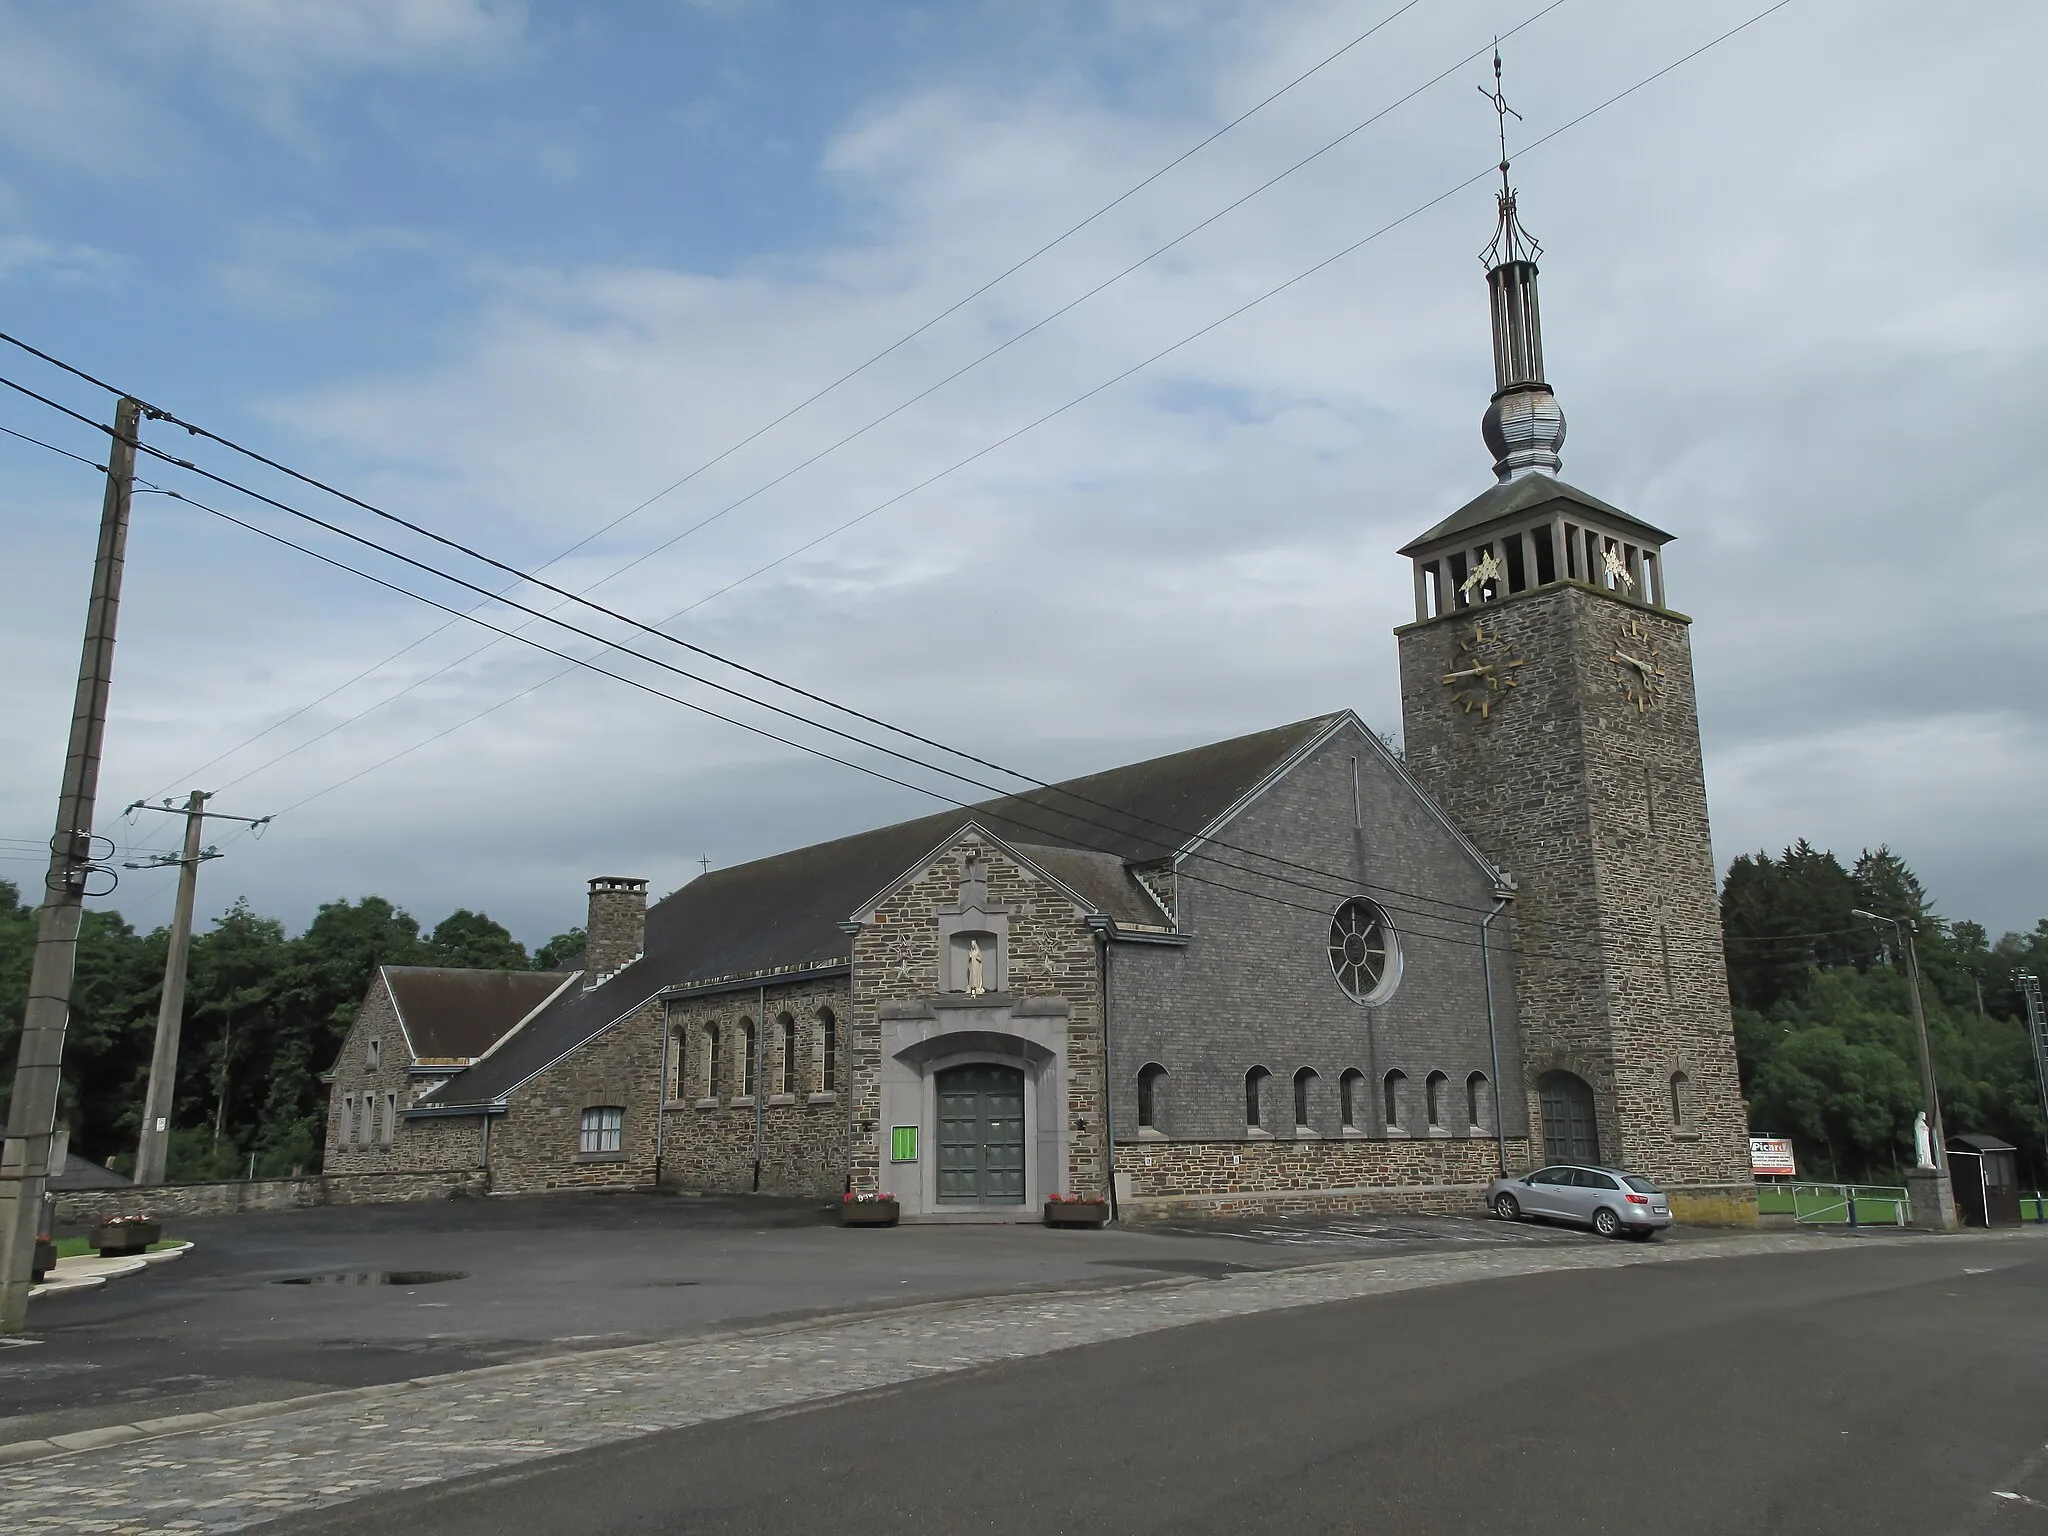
left=890, top=1125, right=918, bottom=1162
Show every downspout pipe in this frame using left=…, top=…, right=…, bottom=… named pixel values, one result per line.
left=1088, top=918, right=1119, bottom=1223
left=1480, top=890, right=1512, bottom=1177
left=654, top=1008, right=669, bottom=1191
left=752, top=984, right=767, bottom=1193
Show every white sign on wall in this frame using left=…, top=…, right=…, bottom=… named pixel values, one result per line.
left=1749, top=1136, right=1796, bottom=1177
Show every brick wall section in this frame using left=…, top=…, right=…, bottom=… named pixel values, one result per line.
left=1120, top=1135, right=1531, bottom=1220
left=659, top=977, right=852, bottom=1197
left=1398, top=579, right=1754, bottom=1208
left=848, top=836, right=1107, bottom=1199
left=1108, top=720, right=1525, bottom=1148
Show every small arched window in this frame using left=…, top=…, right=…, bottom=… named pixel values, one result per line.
left=1293, top=1067, right=1319, bottom=1131
left=1467, top=1071, right=1493, bottom=1131
left=1245, top=1066, right=1272, bottom=1131
left=702, top=1023, right=722, bottom=1098
left=776, top=1013, right=797, bottom=1095
left=1137, top=1063, right=1167, bottom=1132
left=817, top=1007, right=838, bottom=1092
left=1425, top=1070, right=1449, bottom=1129
left=1669, top=1071, right=1689, bottom=1127
left=738, top=1018, right=757, bottom=1098
left=1383, top=1069, right=1407, bottom=1131
left=1340, top=1068, right=1364, bottom=1131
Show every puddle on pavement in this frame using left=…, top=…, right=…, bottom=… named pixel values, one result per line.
left=272, top=1270, right=468, bottom=1287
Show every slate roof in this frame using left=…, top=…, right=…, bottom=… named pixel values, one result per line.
left=422, top=714, right=1340, bottom=1108
left=1399, top=472, right=1672, bottom=556
left=384, top=967, right=575, bottom=1063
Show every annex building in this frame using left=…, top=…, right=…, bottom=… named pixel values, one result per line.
left=324, top=167, right=1757, bottom=1226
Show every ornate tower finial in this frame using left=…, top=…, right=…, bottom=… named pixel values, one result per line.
left=1476, top=48, right=1565, bottom=482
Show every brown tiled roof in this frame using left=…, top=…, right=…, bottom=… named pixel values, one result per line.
left=384, top=967, right=574, bottom=1062
left=425, top=714, right=1340, bottom=1108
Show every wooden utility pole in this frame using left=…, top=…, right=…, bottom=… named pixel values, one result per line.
left=0, top=397, right=142, bottom=1333
left=133, top=790, right=209, bottom=1187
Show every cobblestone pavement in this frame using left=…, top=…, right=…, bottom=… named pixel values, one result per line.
left=0, top=1230, right=1925, bottom=1534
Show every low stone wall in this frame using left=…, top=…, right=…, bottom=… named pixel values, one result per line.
left=1113, top=1133, right=1528, bottom=1222
left=53, top=1168, right=485, bottom=1224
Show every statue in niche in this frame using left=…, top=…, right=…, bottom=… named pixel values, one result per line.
left=966, top=939, right=986, bottom=997
left=1913, top=1111, right=1933, bottom=1169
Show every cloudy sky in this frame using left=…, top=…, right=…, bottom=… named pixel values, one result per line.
left=0, top=0, right=2040, bottom=948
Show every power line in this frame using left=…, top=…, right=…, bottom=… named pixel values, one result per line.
left=119, top=3, right=1567, bottom=815
left=17, top=0, right=1442, bottom=804
left=0, top=2, right=1795, bottom=960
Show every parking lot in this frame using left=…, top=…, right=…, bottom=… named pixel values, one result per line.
left=3, top=1191, right=1601, bottom=1447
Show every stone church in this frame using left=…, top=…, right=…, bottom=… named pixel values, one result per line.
left=324, top=166, right=1756, bottom=1225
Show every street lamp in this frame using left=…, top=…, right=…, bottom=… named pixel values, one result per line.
left=1852, top=908, right=1958, bottom=1229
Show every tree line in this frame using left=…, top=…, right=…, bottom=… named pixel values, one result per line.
left=1725, top=843, right=2047, bottom=1186
left=0, top=881, right=581, bottom=1181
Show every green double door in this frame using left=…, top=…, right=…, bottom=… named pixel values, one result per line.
left=936, top=1064, right=1026, bottom=1204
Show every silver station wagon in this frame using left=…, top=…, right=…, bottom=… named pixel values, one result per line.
left=1487, top=1164, right=1673, bottom=1239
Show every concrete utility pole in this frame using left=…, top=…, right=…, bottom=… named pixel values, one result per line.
left=133, top=791, right=210, bottom=1187
left=2018, top=972, right=2047, bottom=1186
left=0, top=397, right=142, bottom=1334
left=1854, top=909, right=1958, bottom=1231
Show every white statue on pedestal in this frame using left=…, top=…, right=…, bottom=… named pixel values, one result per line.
left=965, top=939, right=985, bottom=997
left=1913, top=1111, right=1934, bottom=1169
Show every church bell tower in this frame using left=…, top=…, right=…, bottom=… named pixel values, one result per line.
left=1393, top=60, right=1754, bottom=1216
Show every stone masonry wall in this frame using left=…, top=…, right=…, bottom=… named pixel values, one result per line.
left=484, top=999, right=664, bottom=1194
left=848, top=835, right=1107, bottom=1199
left=55, top=1167, right=485, bottom=1224
left=1109, top=717, right=1526, bottom=1155
left=659, top=976, right=852, bottom=1197
left=1398, top=579, right=1753, bottom=1206
left=325, top=975, right=418, bottom=1175
left=1119, top=1134, right=1531, bottom=1220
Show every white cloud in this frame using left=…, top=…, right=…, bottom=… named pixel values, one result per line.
left=3, top=1, right=2043, bottom=944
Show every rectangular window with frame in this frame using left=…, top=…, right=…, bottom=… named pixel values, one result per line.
left=366, top=1038, right=381, bottom=1070
left=820, top=1010, right=838, bottom=1091
left=342, top=1095, right=356, bottom=1145
left=383, top=1092, right=398, bottom=1145
left=579, top=1105, right=623, bottom=1154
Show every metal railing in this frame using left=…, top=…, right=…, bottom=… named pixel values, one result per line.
left=1756, top=1181, right=1908, bottom=1227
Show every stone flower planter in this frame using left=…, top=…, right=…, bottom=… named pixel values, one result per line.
left=838, top=1199, right=900, bottom=1228
left=90, top=1219, right=161, bottom=1257
left=1043, top=1199, right=1109, bottom=1229
left=32, top=1238, right=57, bottom=1281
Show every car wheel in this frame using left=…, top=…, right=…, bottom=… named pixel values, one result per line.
left=1493, top=1193, right=1521, bottom=1221
left=1593, top=1206, right=1623, bottom=1238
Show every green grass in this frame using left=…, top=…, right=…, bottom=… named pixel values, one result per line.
left=50, top=1236, right=186, bottom=1259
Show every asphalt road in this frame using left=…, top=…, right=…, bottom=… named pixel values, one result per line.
left=6, top=1192, right=1590, bottom=1445
left=268, top=1232, right=2048, bottom=1536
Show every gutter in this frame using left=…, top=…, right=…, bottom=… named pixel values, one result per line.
left=1480, top=885, right=1513, bottom=1177
left=658, top=963, right=849, bottom=1003
left=1086, top=917, right=1119, bottom=1223
left=403, top=1100, right=507, bottom=1120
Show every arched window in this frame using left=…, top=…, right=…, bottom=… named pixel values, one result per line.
left=1425, top=1070, right=1449, bottom=1129
left=738, top=1018, right=757, bottom=1098
left=1245, top=1066, right=1272, bottom=1131
left=1383, top=1069, right=1407, bottom=1131
left=1293, top=1067, right=1319, bottom=1131
left=1137, top=1063, right=1167, bottom=1132
left=702, top=1023, right=722, bottom=1099
left=1340, top=1068, right=1364, bottom=1131
left=817, top=1007, right=838, bottom=1092
left=1669, top=1071, right=1689, bottom=1127
left=776, top=1013, right=797, bottom=1095
left=1467, top=1071, right=1493, bottom=1131
left=579, top=1105, right=624, bottom=1154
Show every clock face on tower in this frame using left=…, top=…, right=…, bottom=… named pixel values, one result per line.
left=1612, top=616, right=1666, bottom=713
left=1439, top=621, right=1526, bottom=719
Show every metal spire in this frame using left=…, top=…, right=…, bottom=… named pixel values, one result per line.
left=1475, top=47, right=1564, bottom=482
left=1478, top=48, right=1542, bottom=269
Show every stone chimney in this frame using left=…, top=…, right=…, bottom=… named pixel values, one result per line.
left=583, top=876, right=648, bottom=984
